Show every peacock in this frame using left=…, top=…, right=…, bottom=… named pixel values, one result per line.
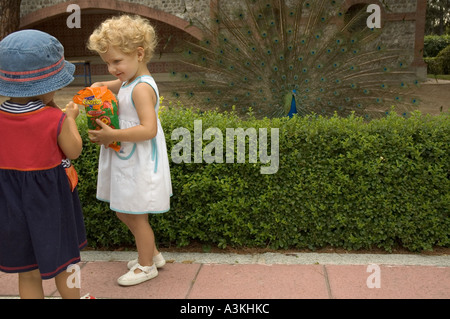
left=168, top=0, right=421, bottom=119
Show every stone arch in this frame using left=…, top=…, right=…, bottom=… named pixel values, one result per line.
left=20, top=0, right=204, bottom=40
left=18, top=0, right=205, bottom=85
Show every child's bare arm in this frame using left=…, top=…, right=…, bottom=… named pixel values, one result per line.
left=58, top=102, right=83, bottom=160
left=91, top=79, right=122, bottom=95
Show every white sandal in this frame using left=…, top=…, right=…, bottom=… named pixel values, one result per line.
left=127, top=253, right=166, bottom=270
left=117, top=263, right=158, bottom=286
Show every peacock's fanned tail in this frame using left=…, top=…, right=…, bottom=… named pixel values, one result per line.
left=168, top=0, right=420, bottom=119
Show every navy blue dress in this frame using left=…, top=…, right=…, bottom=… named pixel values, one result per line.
left=0, top=101, right=87, bottom=279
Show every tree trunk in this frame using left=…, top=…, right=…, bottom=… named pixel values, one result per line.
left=0, top=0, right=22, bottom=40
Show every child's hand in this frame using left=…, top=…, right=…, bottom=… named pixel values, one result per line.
left=63, top=102, right=80, bottom=119
left=88, top=119, right=116, bottom=147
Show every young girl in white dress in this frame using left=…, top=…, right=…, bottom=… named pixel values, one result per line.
left=87, top=15, right=172, bottom=286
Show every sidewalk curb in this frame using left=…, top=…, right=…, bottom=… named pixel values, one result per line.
left=81, top=251, right=450, bottom=266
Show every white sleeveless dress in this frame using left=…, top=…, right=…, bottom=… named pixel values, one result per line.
left=96, top=75, right=172, bottom=214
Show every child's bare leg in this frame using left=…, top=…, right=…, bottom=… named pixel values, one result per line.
left=154, top=242, right=160, bottom=256
left=18, top=269, right=44, bottom=299
left=55, top=270, right=80, bottom=299
left=116, top=212, right=155, bottom=271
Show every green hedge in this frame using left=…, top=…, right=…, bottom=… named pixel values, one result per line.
left=425, top=45, right=450, bottom=75
left=73, top=104, right=450, bottom=252
left=424, top=35, right=450, bottom=58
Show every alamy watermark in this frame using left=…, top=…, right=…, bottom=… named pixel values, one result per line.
left=171, top=120, right=280, bottom=175
left=66, top=264, right=81, bottom=289
left=66, top=4, right=81, bottom=29
left=366, top=264, right=381, bottom=289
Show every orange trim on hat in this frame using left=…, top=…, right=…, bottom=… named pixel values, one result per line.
left=0, top=63, right=65, bottom=82
left=0, top=57, right=65, bottom=75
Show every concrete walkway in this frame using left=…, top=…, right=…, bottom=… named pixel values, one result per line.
left=0, top=251, right=448, bottom=300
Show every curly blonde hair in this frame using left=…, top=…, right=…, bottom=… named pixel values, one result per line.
left=88, top=15, right=158, bottom=63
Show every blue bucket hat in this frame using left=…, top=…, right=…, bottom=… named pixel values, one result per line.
left=0, top=30, right=75, bottom=98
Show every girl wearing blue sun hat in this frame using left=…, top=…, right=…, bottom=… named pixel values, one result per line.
left=0, top=30, right=87, bottom=299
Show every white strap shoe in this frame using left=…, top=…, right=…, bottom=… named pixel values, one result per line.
left=127, top=252, right=166, bottom=270
left=117, top=263, right=158, bottom=286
